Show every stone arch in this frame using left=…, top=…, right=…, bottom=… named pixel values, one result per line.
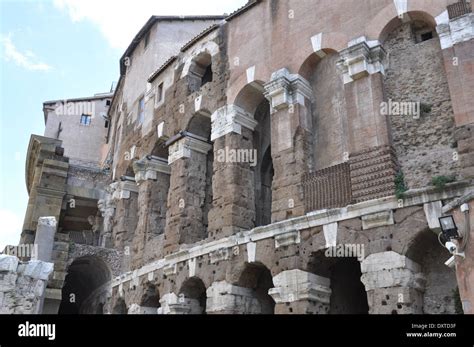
left=181, top=41, right=220, bottom=79
left=234, top=262, right=275, bottom=314
left=308, top=249, right=369, bottom=314
left=366, top=0, right=445, bottom=43
left=233, top=81, right=266, bottom=116
left=182, top=41, right=220, bottom=93
left=404, top=228, right=461, bottom=314
left=179, top=277, right=207, bottom=314
left=300, top=48, right=348, bottom=171
left=58, top=255, right=112, bottom=314
left=381, top=10, right=457, bottom=189
left=298, top=48, right=338, bottom=81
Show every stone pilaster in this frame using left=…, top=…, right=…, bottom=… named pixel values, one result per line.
left=264, top=69, right=314, bottom=223
left=437, top=12, right=474, bottom=179
left=22, top=136, right=68, bottom=245
left=131, top=156, right=170, bottom=268
left=208, top=105, right=258, bottom=239
left=337, top=42, right=398, bottom=202
left=206, top=281, right=262, bottom=314
left=106, top=181, right=139, bottom=259
left=269, top=269, right=331, bottom=314
left=164, top=134, right=212, bottom=255
left=360, top=251, right=425, bottom=314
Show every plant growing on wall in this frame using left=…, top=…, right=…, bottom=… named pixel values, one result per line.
left=395, top=171, right=408, bottom=199
left=431, top=175, right=456, bottom=190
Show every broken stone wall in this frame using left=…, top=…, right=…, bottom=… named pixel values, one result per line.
left=0, top=255, right=54, bottom=314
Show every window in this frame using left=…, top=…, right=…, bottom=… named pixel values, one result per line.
left=106, top=100, right=111, bottom=106
left=138, top=97, right=145, bottom=124
left=105, top=120, right=109, bottom=128
left=144, top=32, right=150, bottom=49
left=156, top=82, right=164, bottom=103
left=80, top=114, right=91, bottom=125
left=420, top=32, right=433, bottom=42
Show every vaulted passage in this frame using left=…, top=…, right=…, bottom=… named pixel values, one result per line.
left=237, top=262, right=275, bottom=314
left=328, top=258, right=369, bottom=314
left=253, top=100, right=273, bottom=227
left=179, top=277, right=207, bottom=314
left=58, top=256, right=111, bottom=314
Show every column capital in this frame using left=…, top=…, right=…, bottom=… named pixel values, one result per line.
left=268, top=269, right=331, bottom=304
left=133, top=156, right=170, bottom=184
left=337, top=41, right=386, bottom=84
left=264, top=68, right=313, bottom=111
left=168, top=134, right=212, bottom=165
left=210, top=105, right=258, bottom=141
left=360, top=251, right=426, bottom=291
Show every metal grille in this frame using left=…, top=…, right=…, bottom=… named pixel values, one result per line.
left=448, top=1, right=472, bottom=19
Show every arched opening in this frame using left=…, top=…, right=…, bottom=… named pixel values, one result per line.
left=308, top=250, right=369, bottom=314
left=139, top=284, right=161, bottom=314
left=58, top=256, right=112, bottom=314
left=300, top=50, right=347, bottom=171
left=112, top=298, right=127, bottom=314
left=406, top=229, right=462, bottom=314
left=253, top=100, right=273, bottom=227
left=382, top=14, right=457, bottom=189
left=179, top=277, right=207, bottom=314
left=237, top=262, right=275, bottom=314
left=187, top=52, right=213, bottom=93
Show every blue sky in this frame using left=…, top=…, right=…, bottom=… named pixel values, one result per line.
left=0, top=0, right=247, bottom=249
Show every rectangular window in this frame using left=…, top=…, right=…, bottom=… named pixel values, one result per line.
left=157, top=82, right=164, bottom=103
left=138, top=97, right=145, bottom=124
left=106, top=100, right=111, bottom=106
left=80, top=114, right=91, bottom=125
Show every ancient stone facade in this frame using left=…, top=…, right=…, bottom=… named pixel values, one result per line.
left=2, top=0, right=474, bottom=315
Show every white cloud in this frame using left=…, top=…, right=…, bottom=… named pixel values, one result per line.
left=0, top=34, right=53, bottom=71
left=0, top=209, right=23, bottom=250
left=53, top=0, right=248, bottom=50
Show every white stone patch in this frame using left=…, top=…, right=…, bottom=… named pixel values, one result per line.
left=311, top=33, right=326, bottom=57
left=423, top=201, right=443, bottom=230
left=163, top=263, right=177, bottom=276
left=0, top=255, right=19, bottom=272
left=157, top=122, right=166, bottom=140
left=188, top=258, right=196, bottom=277
left=323, top=222, right=338, bottom=248
left=361, top=210, right=394, bottom=230
left=194, top=95, right=202, bottom=113
left=147, top=272, right=154, bottom=282
left=393, top=0, right=408, bottom=19
left=247, top=242, right=256, bottom=263
left=274, top=230, right=300, bottom=248
left=246, top=66, right=256, bottom=83
left=435, top=10, right=449, bottom=26
left=168, top=135, right=212, bottom=165
left=21, top=260, right=54, bottom=281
